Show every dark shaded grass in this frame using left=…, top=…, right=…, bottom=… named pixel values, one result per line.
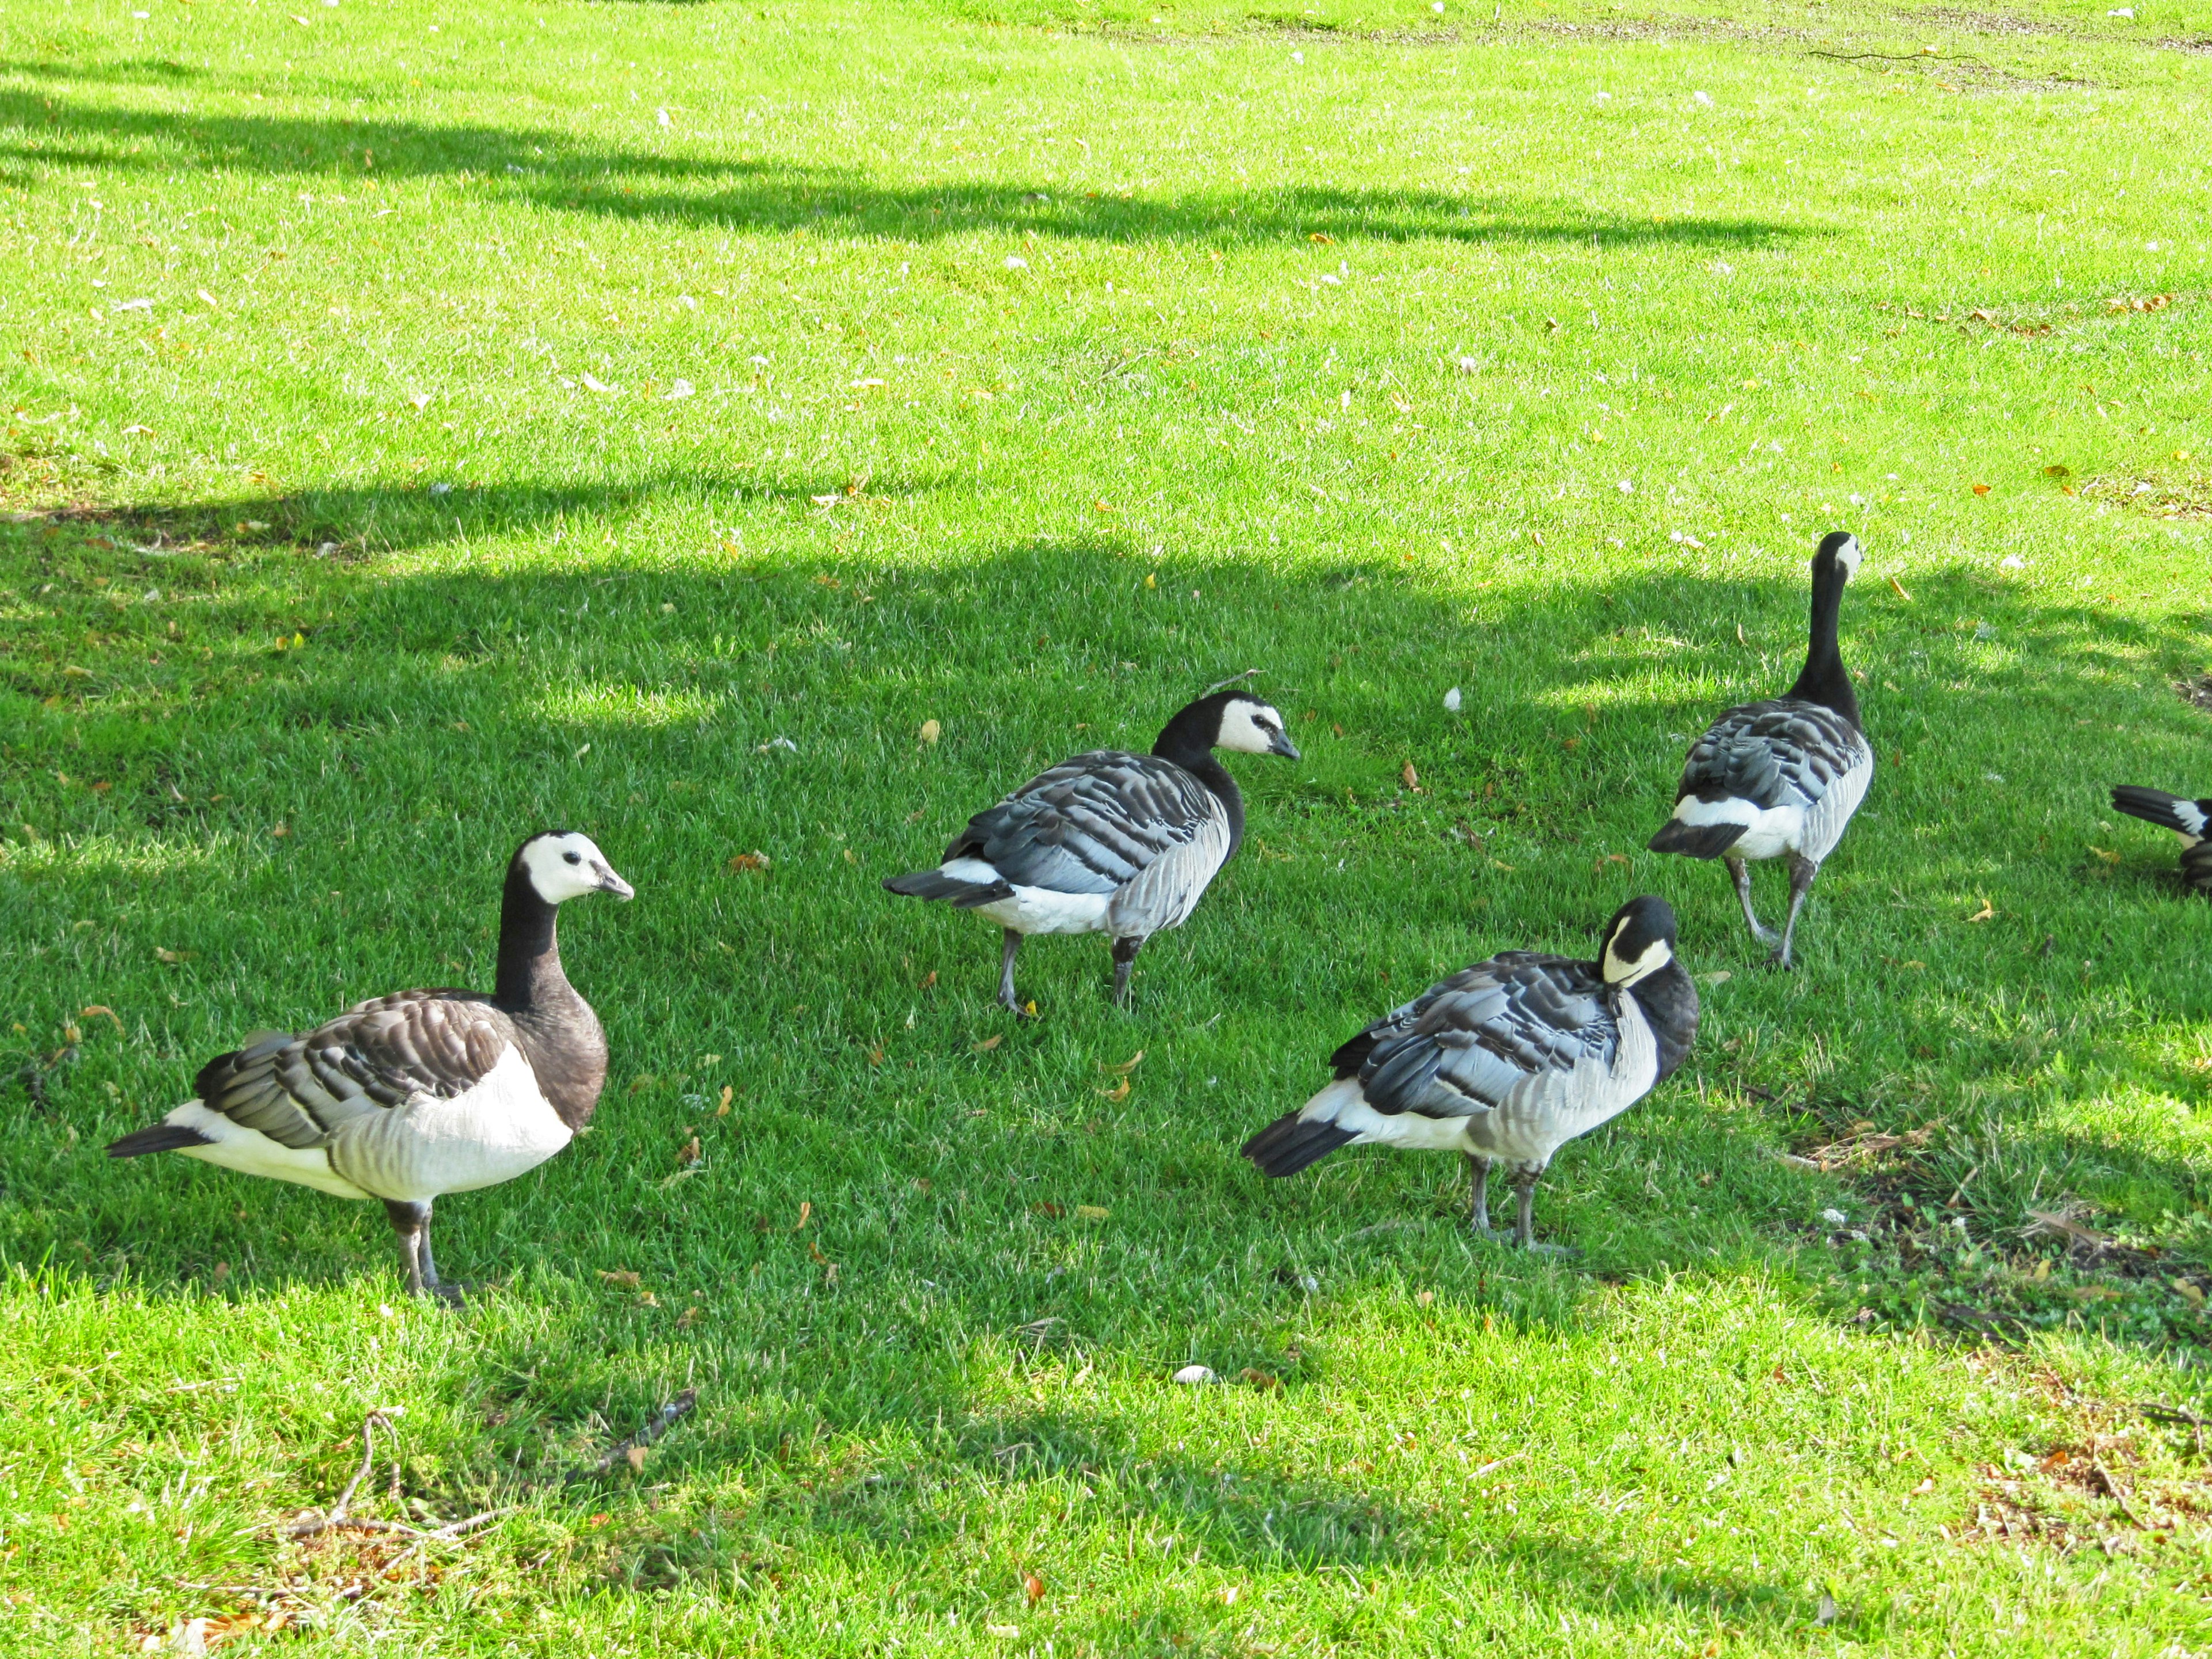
left=5, top=503, right=2207, bottom=1374
left=0, top=87, right=1798, bottom=249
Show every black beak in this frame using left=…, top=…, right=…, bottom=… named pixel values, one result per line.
left=596, top=863, right=636, bottom=901
left=1269, top=731, right=1302, bottom=760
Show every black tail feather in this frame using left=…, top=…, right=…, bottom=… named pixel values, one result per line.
left=107, top=1122, right=213, bottom=1158
left=1241, top=1113, right=1361, bottom=1179
left=1647, top=817, right=1747, bottom=859
left=2111, top=785, right=2190, bottom=835
left=882, top=869, right=1015, bottom=907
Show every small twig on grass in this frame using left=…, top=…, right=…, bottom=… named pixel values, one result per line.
left=2138, top=1402, right=2209, bottom=1460
left=285, top=1410, right=517, bottom=1560
left=1810, top=48, right=1991, bottom=67
left=571, top=1388, right=698, bottom=1481
left=2090, top=1460, right=2147, bottom=1530
left=285, top=1410, right=401, bottom=1537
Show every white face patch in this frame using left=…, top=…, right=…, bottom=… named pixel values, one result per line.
left=520, top=833, right=632, bottom=904
left=1215, top=698, right=1288, bottom=755
left=1601, top=922, right=1673, bottom=987
left=1834, top=535, right=1863, bottom=581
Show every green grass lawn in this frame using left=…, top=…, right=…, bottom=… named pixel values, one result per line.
left=5, top=0, right=2212, bottom=1650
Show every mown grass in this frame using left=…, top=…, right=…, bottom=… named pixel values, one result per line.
left=3, top=0, right=2211, bottom=1652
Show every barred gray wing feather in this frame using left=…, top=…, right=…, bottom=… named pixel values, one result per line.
left=1348, top=953, right=1617, bottom=1122
left=1677, top=698, right=1869, bottom=816
left=1105, top=799, right=1232, bottom=936
left=952, top=751, right=1222, bottom=895
left=193, top=992, right=518, bottom=1149
left=1796, top=742, right=1874, bottom=863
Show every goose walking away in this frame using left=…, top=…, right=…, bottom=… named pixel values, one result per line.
left=1241, top=897, right=1696, bottom=1251
left=107, top=832, right=634, bottom=1299
left=2110, top=786, right=2212, bottom=893
left=1648, top=530, right=1873, bottom=968
left=884, top=690, right=1301, bottom=1011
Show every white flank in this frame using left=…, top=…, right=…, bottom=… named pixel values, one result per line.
left=1298, top=1077, right=1480, bottom=1153
left=169, top=1101, right=374, bottom=1200
left=329, top=1045, right=573, bottom=1201
left=1668, top=793, right=1805, bottom=862
left=969, top=885, right=1114, bottom=936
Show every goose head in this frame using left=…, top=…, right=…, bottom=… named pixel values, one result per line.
left=1599, top=895, right=1679, bottom=987
left=1207, top=693, right=1302, bottom=759
left=514, top=831, right=635, bottom=906
left=1815, top=529, right=1864, bottom=585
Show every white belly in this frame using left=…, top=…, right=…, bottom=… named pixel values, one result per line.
left=329, top=1046, right=573, bottom=1201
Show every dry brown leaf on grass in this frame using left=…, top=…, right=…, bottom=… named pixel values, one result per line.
left=1402, top=762, right=1419, bottom=789
left=1099, top=1050, right=1144, bottom=1075
left=676, top=1137, right=700, bottom=1166
left=717, top=1085, right=732, bottom=1115
left=1965, top=900, right=1996, bottom=923
left=597, top=1270, right=641, bottom=1289
left=727, top=851, right=770, bottom=873
left=1098, top=1077, right=1130, bottom=1104
left=1023, top=1573, right=1046, bottom=1604
left=973, top=1034, right=1003, bottom=1053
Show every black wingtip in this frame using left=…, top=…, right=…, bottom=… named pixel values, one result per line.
left=107, top=1123, right=213, bottom=1159
left=882, top=869, right=1010, bottom=905
left=1241, top=1114, right=1360, bottom=1179
left=2111, top=785, right=2186, bottom=831
left=1647, top=818, right=1747, bottom=859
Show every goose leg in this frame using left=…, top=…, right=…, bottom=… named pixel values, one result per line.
left=386, top=1199, right=465, bottom=1303
left=1512, top=1165, right=1579, bottom=1257
left=385, top=1199, right=431, bottom=1297
left=1726, top=856, right=1779, bottom=949
left=1110, top=935, right=1145, bottom=1007
left=997, top=929, right=1027, bottom=1015
left=1465, top=1153, right=1497, bottom=1237
left=1770, top=853, right=1820, bottom=970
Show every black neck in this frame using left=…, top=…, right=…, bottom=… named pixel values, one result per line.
left=1154, top=725, right=1247, bottom=856
left=1626, top=962, right=1700, bottom=1084
left=1785, top=565, right=1859, bottom=726
left=494, top=865, right=566, bottom=1013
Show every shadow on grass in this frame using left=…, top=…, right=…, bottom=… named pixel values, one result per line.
left=0, top=85, right=1798, bottom=248
left=2, top=507, right=2207, bottom=1385
left=7, top=501, right=2207, bottom=1631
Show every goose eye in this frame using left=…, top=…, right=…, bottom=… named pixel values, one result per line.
left=563, top=851, right=583, bottom=866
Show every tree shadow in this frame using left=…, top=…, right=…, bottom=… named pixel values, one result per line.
left=9, top=507, right=2205, bottom=1635
left=0, top=85, right=1798, bottom=248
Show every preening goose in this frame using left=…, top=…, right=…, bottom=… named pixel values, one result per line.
left=107, top=832, right=633, bottom=1299
left=1242, top=897, right=1697, bottom=1251
left=884, top=690, right=1300, bottom=1011
left=2111, top=786, right=2212, bottom=893
left=1648, top=530, right=1873, bottom=968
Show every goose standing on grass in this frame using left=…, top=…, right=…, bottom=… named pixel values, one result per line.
left=107, top=832, right=633, bottom=1300
left=2110, top=786, right=2212, bottom=893
left=884, top=689, right=1300, bottom=1012
left=1647, top=530, right=1873, bottom=969
left=1241, top=897, right=1696, bottom=1252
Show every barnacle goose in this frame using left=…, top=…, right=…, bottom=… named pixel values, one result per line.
left=884, top=690, right=1300, bottom=1011
left=2111, top=786, right=2212, bottom=893
left=1241, top=897, right=1696, bottom=1251
left=1647, top=530, right=1873, bottom=968
left=106, top=832, right=633, bottom=1299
